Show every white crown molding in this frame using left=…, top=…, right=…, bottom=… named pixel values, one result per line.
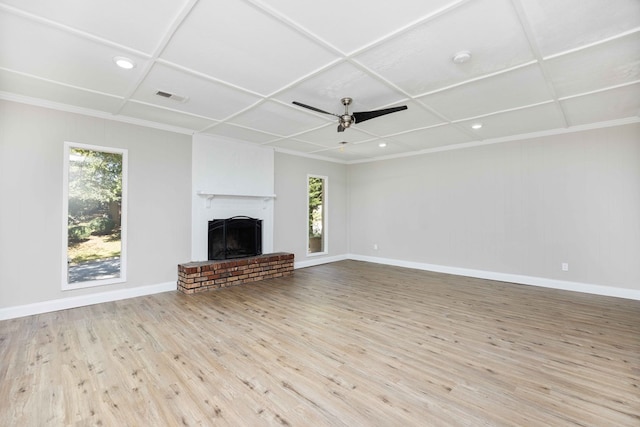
left=3, top=90, right=638, bottom=166
left=273, top=147, right=348, bottom=164
left=347, top=116, right=640, bottom=165
left=0, top=92, right=195, bottom=135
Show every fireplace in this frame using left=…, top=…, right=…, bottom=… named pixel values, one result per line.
left=208, top=216, right=262, bottom=260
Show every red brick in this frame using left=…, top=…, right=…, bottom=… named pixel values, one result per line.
left=177, top=253, right=294, bottom=294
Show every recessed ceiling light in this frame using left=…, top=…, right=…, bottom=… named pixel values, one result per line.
left=378, top=142, right=387, bottom=148
left=471, top=122, right=483, bottom=130
left=113, top=56, right=136, bottom=70
left=452, top=50, right=472, bottom=64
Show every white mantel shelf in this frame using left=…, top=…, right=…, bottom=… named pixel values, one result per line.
left=196, top=191, right=276, bottom=208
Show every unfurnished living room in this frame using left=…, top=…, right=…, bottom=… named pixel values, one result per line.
left=1, top=1, right=639, bottom=426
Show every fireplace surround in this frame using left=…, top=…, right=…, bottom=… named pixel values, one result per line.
left=208, top=216, right=262, bottom=260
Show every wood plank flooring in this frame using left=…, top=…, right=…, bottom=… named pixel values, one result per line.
left=1, top=260, right=639, bottom=426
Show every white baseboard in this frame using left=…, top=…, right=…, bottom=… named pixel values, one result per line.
left=295, top=254, right=348, bottom=269
left=348, top=254, right=640, bottom=301
left=3, top=255, right=637, bottom=321
left=0, top=282, right=176, bottom=321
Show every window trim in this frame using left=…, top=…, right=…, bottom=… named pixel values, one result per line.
left=62, top=141, right=128, bottom=290
left=306, top=174, right=328, bottom=257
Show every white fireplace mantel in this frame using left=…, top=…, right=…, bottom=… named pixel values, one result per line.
left=196, top=191, right=276, bottom=208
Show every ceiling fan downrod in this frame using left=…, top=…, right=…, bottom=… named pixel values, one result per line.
left=340, top=97, right=354, bottom=130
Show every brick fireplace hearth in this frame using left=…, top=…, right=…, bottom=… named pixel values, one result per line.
left=177, top=253, right=294, bottom=294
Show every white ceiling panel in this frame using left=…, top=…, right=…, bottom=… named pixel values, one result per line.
left=545, top=32, right=640, bottom=98
left=457, top=103, right=566, bottom=140
left=293, top=124, right=373, bottom=148
left=202, top=123, right=280, bottom=144
left=132, top=64, right=261, bottom=120
left=390, top=124, right=473, bottom=151
left=0, top=11, right=150, bottom=95
left=346, top=140, right=416, bottom=158
left=121, top=102, right=216, bottom=131
left=0, top=0, right=190, bottom=53
left=354, top=0, right=534, bottom=95
left=160, top=1, right=339, bottom=95
left=310, top=147, right=367, bottom=162
left=257, top=0, right=458, bottom=54
left=275, top=61, right=405, bottom=112
left=228, top=101, right=329, bottom=136
left=561, top=84, right=640, bottom=126
left=418, top=64, right=553, bottom=121
left=518, top=0, right=640, bottom=57
left=1, top=0, right=638, bottom=162
left=264, top=139, right=325, bottom=153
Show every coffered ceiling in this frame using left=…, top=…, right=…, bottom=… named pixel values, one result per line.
left=1, top=0, right=639, bottom=162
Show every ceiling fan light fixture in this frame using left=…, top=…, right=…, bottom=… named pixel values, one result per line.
left=113, top=56, right=136, bottom=70
left=452, top=50, right=472, bottom=64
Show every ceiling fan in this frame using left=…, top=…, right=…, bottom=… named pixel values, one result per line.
left=292, top=97, right=408, bottom=132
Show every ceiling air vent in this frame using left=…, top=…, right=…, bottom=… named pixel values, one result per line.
left=155, top=90, right=188, bottom=103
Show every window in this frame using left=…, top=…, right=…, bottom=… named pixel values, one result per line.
left=307, top=175, right=327, bottom=255
left=62, top=142, right=127, bottom=289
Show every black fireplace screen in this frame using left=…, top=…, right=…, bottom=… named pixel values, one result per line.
left=208, top=216, right=262, bottom=260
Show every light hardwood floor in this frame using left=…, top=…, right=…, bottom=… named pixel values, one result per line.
left=1, top=260, right=639, bottom=426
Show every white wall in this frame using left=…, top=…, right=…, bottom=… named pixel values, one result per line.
left=348, top=123, right=640, bottom=292
left=2, top=98, right=637, bottom=319
left=0, top=100, right=192, bottom=311
left=191, top=135, right=274, bottom=261
left=274, top=152, right=348, bottom=266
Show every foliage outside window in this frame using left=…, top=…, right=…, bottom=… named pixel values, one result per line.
left=308, top=175, right=326, bottom=254
left=63, top=142, right=127, bottom=289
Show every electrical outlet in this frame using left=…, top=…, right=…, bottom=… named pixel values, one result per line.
left=561, top=263, right=569, bottom=271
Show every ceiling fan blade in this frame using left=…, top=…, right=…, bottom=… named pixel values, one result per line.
left=352, top=105, right=407, bottom=124
left=292, top=101, right=338, bottom=117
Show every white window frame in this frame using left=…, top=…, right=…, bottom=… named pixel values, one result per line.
left=62, top=141, right=128, bottom=290
left=306, top=174, right=328, bottom=256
